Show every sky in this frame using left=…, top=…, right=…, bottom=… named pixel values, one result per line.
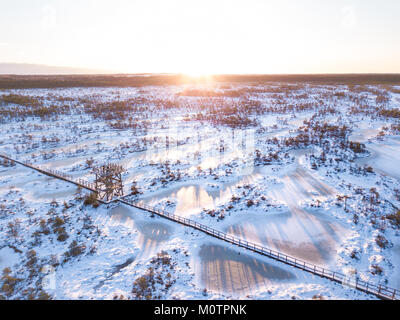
left=0, top=0, right=399, bottom=74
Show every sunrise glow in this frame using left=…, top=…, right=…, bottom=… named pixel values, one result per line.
left=1, top=0, right=400, bottom=74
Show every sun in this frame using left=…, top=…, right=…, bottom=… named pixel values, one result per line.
left=178, top=59, right=221, bottom=78
left=184, top=71, right=205, bottom=77
left=180, top=65, right=220, bottom=83
left=180, top=72, right=216, bottom=85
left=182, top=67, right=217, bottom=78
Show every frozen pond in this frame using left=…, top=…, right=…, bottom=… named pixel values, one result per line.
left=137, top=169, right=263, bottom=217
left=225, top=210, right=349, bottom=266
left=0, top=168, right=79, bottom=202
left=0, top=246, right=20, bottom=271
left=225, top=152, right=349, bottom=266
left=0, top=168, right=51, bottom=193
left=349, top=127, right=382, bottom=143
left=268, top=166, right=335, bottom=206
left=41, top=155, right=89, bottom=170
left=394, top=245, right=400, bottom=289
left=109, top=204, right=173, bottom=258
left=0, top=167, right=27, bottom=178
left=355, top=136, right=400, bottom=180
left=32, top=185, right=78, bottom=201
left=194, top=243, right=296, bottom=294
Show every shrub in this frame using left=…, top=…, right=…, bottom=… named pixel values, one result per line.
left=365, top=166, right=374, bottom=173
left=64, top=240, right=86, bottom=258
left=350, top=249, right=359, bottom=260
left=130, top=182, right=141, bottom=196
left=0, top=268, right=22, bottom=297
left=57, top=232, right=69, bottom=242
left=69, top=242, right=86, bottom=257
left=63, top=201, right=70, bottom=210
left=39, top=219, right=50, bottom=235
left=74, top=187, right=84, bottom=201
left=25, top=250, right=37, bottom=268
left=349, top=141, right=366, bottom=153
left=246, top=199, right=254, bottom=207
left=85, top=158, right=94, bottom=168
left=83, top=193, right=99, bottom=208
left=52, top=217, right=65, bottom=228
left=132, top=276, right=151, bottom=299
left=375, top=234, right=389, bottom=249
left=371, top=264, right=383, bottom=275
left=50, top=199, right=58, bottom=208
left=157, top=251, right=171, bottom=265
left=386, top=211, right=400, bottom=227
left=7, top=219, right=21, bottom=239
left=37, top=290, right=52, bottom=300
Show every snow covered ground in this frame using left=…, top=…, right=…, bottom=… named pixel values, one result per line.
left=0, top=83, right=399, bottom=300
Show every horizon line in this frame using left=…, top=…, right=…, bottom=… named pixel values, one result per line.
left=1, top=63, right=400, bottom=77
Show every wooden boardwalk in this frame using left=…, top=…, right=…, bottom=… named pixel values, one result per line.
left=1, top=153, right=399, bottom=300
left=120, top=199, right=399, bottom=300
left=1, top=153, right=97, bottom=192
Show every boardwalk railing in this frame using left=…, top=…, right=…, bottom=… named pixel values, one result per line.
left=0, top=153, right=96, bottom=192
left=1, top=153, right=399, bottom=300
left=120, top=199, right=400, bottom=301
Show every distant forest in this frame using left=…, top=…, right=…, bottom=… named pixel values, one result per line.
left=0, top=74, right=400, bottom=89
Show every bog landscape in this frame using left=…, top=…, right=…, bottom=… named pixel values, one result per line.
left=0, top=74, right=399, bottom=300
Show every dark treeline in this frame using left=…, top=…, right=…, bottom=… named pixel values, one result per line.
left=1, top=74, right=400, bottom=89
